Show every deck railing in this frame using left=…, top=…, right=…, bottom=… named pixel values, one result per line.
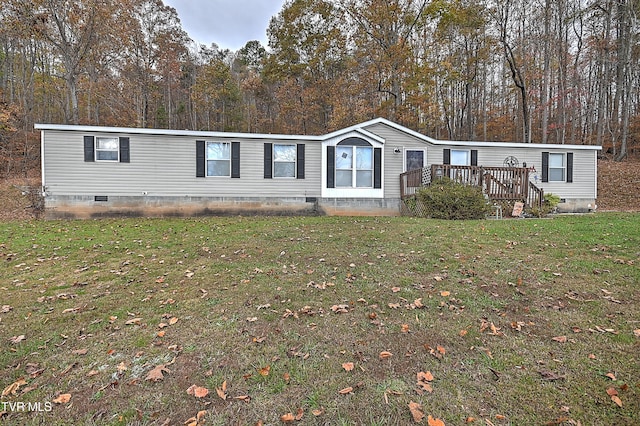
left=399, top=168, right=424, bottom=199
left=399, top=164, right=544, bottom=210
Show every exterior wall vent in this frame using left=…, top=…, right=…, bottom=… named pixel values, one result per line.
left=94, top=196, right=108, bottom=202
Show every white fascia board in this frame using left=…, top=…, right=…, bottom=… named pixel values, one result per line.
left=34, top=123, right=325, bottom=142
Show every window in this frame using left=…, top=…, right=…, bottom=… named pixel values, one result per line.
left=336, top=145, right=373, bottom=188
left=207, top=142, right=231, bottom=177
left=405, top=150, right=424, bottom=171
left=96, top=137, right=119, bottom=161
left=196, top=141, right=239, bottom=178
left=84, top=136, right=129, bottom=163
left=273, top=144, right=296, bottom=178
left=450, top=149, right=470, bottom=165
left=264, top=143, right=305, bottom=179
left=548, top=153, right=565, bottom=182
left=541, top=152, right=573, bottom=183
left=326, top=137, right=381, bottom=191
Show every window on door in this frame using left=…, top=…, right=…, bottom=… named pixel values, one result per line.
left=405, top=150, right=425, bottom=171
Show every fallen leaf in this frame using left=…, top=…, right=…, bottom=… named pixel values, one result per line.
left=52, top=393, right=71, bottom=404
left=418, top=371, right=434, bottom=382
left=379, top=351, right=393, bottom=360
left=605, top=372, right=617, bottom=381
left=215, top=380, right=227, bottom=400
left=157, top=330, right=166, bottom=337
left=125, top=318, right=142, bottom=325
left=330, top=304, right=349, bottom=313
left=295, top=408, right=304, bottom=420
left=436, top=345, right=446, bottom=356
left=184, top=410, right=207, bottom=426
left=342, top=362, right=354, bottom=372
left=9, top=335, right=25, bottom=344
left=392, top=287, right=401, bottom=293
left=408, top=401, right=425, bottom=422
left=416, top=371, right=434, bottom=393
left=401, top=324, right=410, bottom=333
left=606, top=387, right=618, bottom=397
left=145, top=364, right=170, bottom=382
left=611, top=395, right=623, bottom=408
left=2, top=378, right=27, bottom=397
left=440, top=291, right=450, bottom=297
left=634, top=329, right=640, bottom=338
left=552, top=336, right=567, bottom=343
left=459, top=329, right=468, bottom=337
left=281, top=412, right=295, bottom=422
left=72, top=348, right=88, bottom=355
left=1, top=305, right=13, bottom=313
left=427, top=415, right=445, bottom=426
left=312, top=408, right=324, bottom=416
left=258, top=365, right=271, bottom=376
left=338, top=387, right=353, bottom=395
left=187, top=384, right=209, bottom=398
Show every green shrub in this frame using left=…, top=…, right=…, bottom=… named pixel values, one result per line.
left=415, top=177, right=492, bottom=220
left=529, top=192, right=561, bottom=217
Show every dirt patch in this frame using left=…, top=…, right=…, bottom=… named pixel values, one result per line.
left=597, top=157, right=640, bottom=211
left=0, top=177, right=42, bottom=221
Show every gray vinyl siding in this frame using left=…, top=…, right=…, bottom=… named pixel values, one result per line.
left=42, top=130, right=321, bottom=198
left=364, top=123, right=597, bottom=201
left=364, top=123, right=432, bottom=199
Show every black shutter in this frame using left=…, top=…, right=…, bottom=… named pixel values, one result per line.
left=471, top=150, right=478, bottom=166
left=231, top=142, right=240, bottom=178
left=327, top=146, right=335, bottom=188
left=566, top=152, right=573, bottom=183
left=196, top=140, right=205, bottom=177
left=297, top=144, right=305, bottom=179
left=373, top=147, right=382, bottom=188
left=84, top=136, right=95, bottom=162
left=443, top=149, right=451, bottom=165
left=541, top=152, right=549, bottom=182
left=119, top=137, right=130, bottom=163
left=264, top=143, right=273, bottom=179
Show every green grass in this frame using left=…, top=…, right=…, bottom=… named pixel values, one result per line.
left=1, top=213, right=639, bottom=425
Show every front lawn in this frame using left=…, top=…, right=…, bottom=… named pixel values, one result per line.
left=1, top=213, right=638, bottom=425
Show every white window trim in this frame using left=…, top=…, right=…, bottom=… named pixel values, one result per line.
left=95, top=136, right=119, bottom=162
left=321, top=130, right=384, bottom=199
left=206, top=141, right=231, bottom=178
left=404, top=148, right=426, bottom=172
left=336, top=145, right=374, bottom=188
left=450, top=149, right=471, bottom=166
left=548, top=153, right=566, bottom=182
left=273, top=143, right=297, bottom=179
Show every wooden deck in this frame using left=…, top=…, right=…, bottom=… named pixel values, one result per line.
left=400, top=165, right=544, bottom=211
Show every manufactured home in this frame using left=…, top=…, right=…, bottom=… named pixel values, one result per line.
left=36, top=118, right=600, bottom=218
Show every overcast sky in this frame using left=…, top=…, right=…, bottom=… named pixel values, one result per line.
left=164, top=0, right=286, bottom=51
